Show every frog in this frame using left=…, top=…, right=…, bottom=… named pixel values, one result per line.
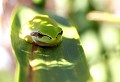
left=21, top=15, right=63, bottom=46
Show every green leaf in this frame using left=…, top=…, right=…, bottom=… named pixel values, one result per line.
left=11, top=5, right=91, bottom=82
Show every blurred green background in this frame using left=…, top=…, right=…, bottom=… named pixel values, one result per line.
left=0, top=0, right=120, bottom=82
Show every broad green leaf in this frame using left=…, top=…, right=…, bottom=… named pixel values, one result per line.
left=11, top=5, right=91, bottom=82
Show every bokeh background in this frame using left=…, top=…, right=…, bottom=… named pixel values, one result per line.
left=0, top=0, right=120, bottom=82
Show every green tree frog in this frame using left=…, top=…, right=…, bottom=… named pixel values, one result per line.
left=21, top=15, right=63, bottom=46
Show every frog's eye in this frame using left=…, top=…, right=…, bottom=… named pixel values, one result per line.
left=58, top=31, right=63, bottom=35
left=38, top=32, right=45, bottom=38
left=56, top=31, right=63, bottom=38
left=38, top=32, right=52, bottom=39
left=31, top=32, right=52, bottom=39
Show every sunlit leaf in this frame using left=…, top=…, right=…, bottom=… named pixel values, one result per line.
left=11, top=5, right=91, bottom=82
